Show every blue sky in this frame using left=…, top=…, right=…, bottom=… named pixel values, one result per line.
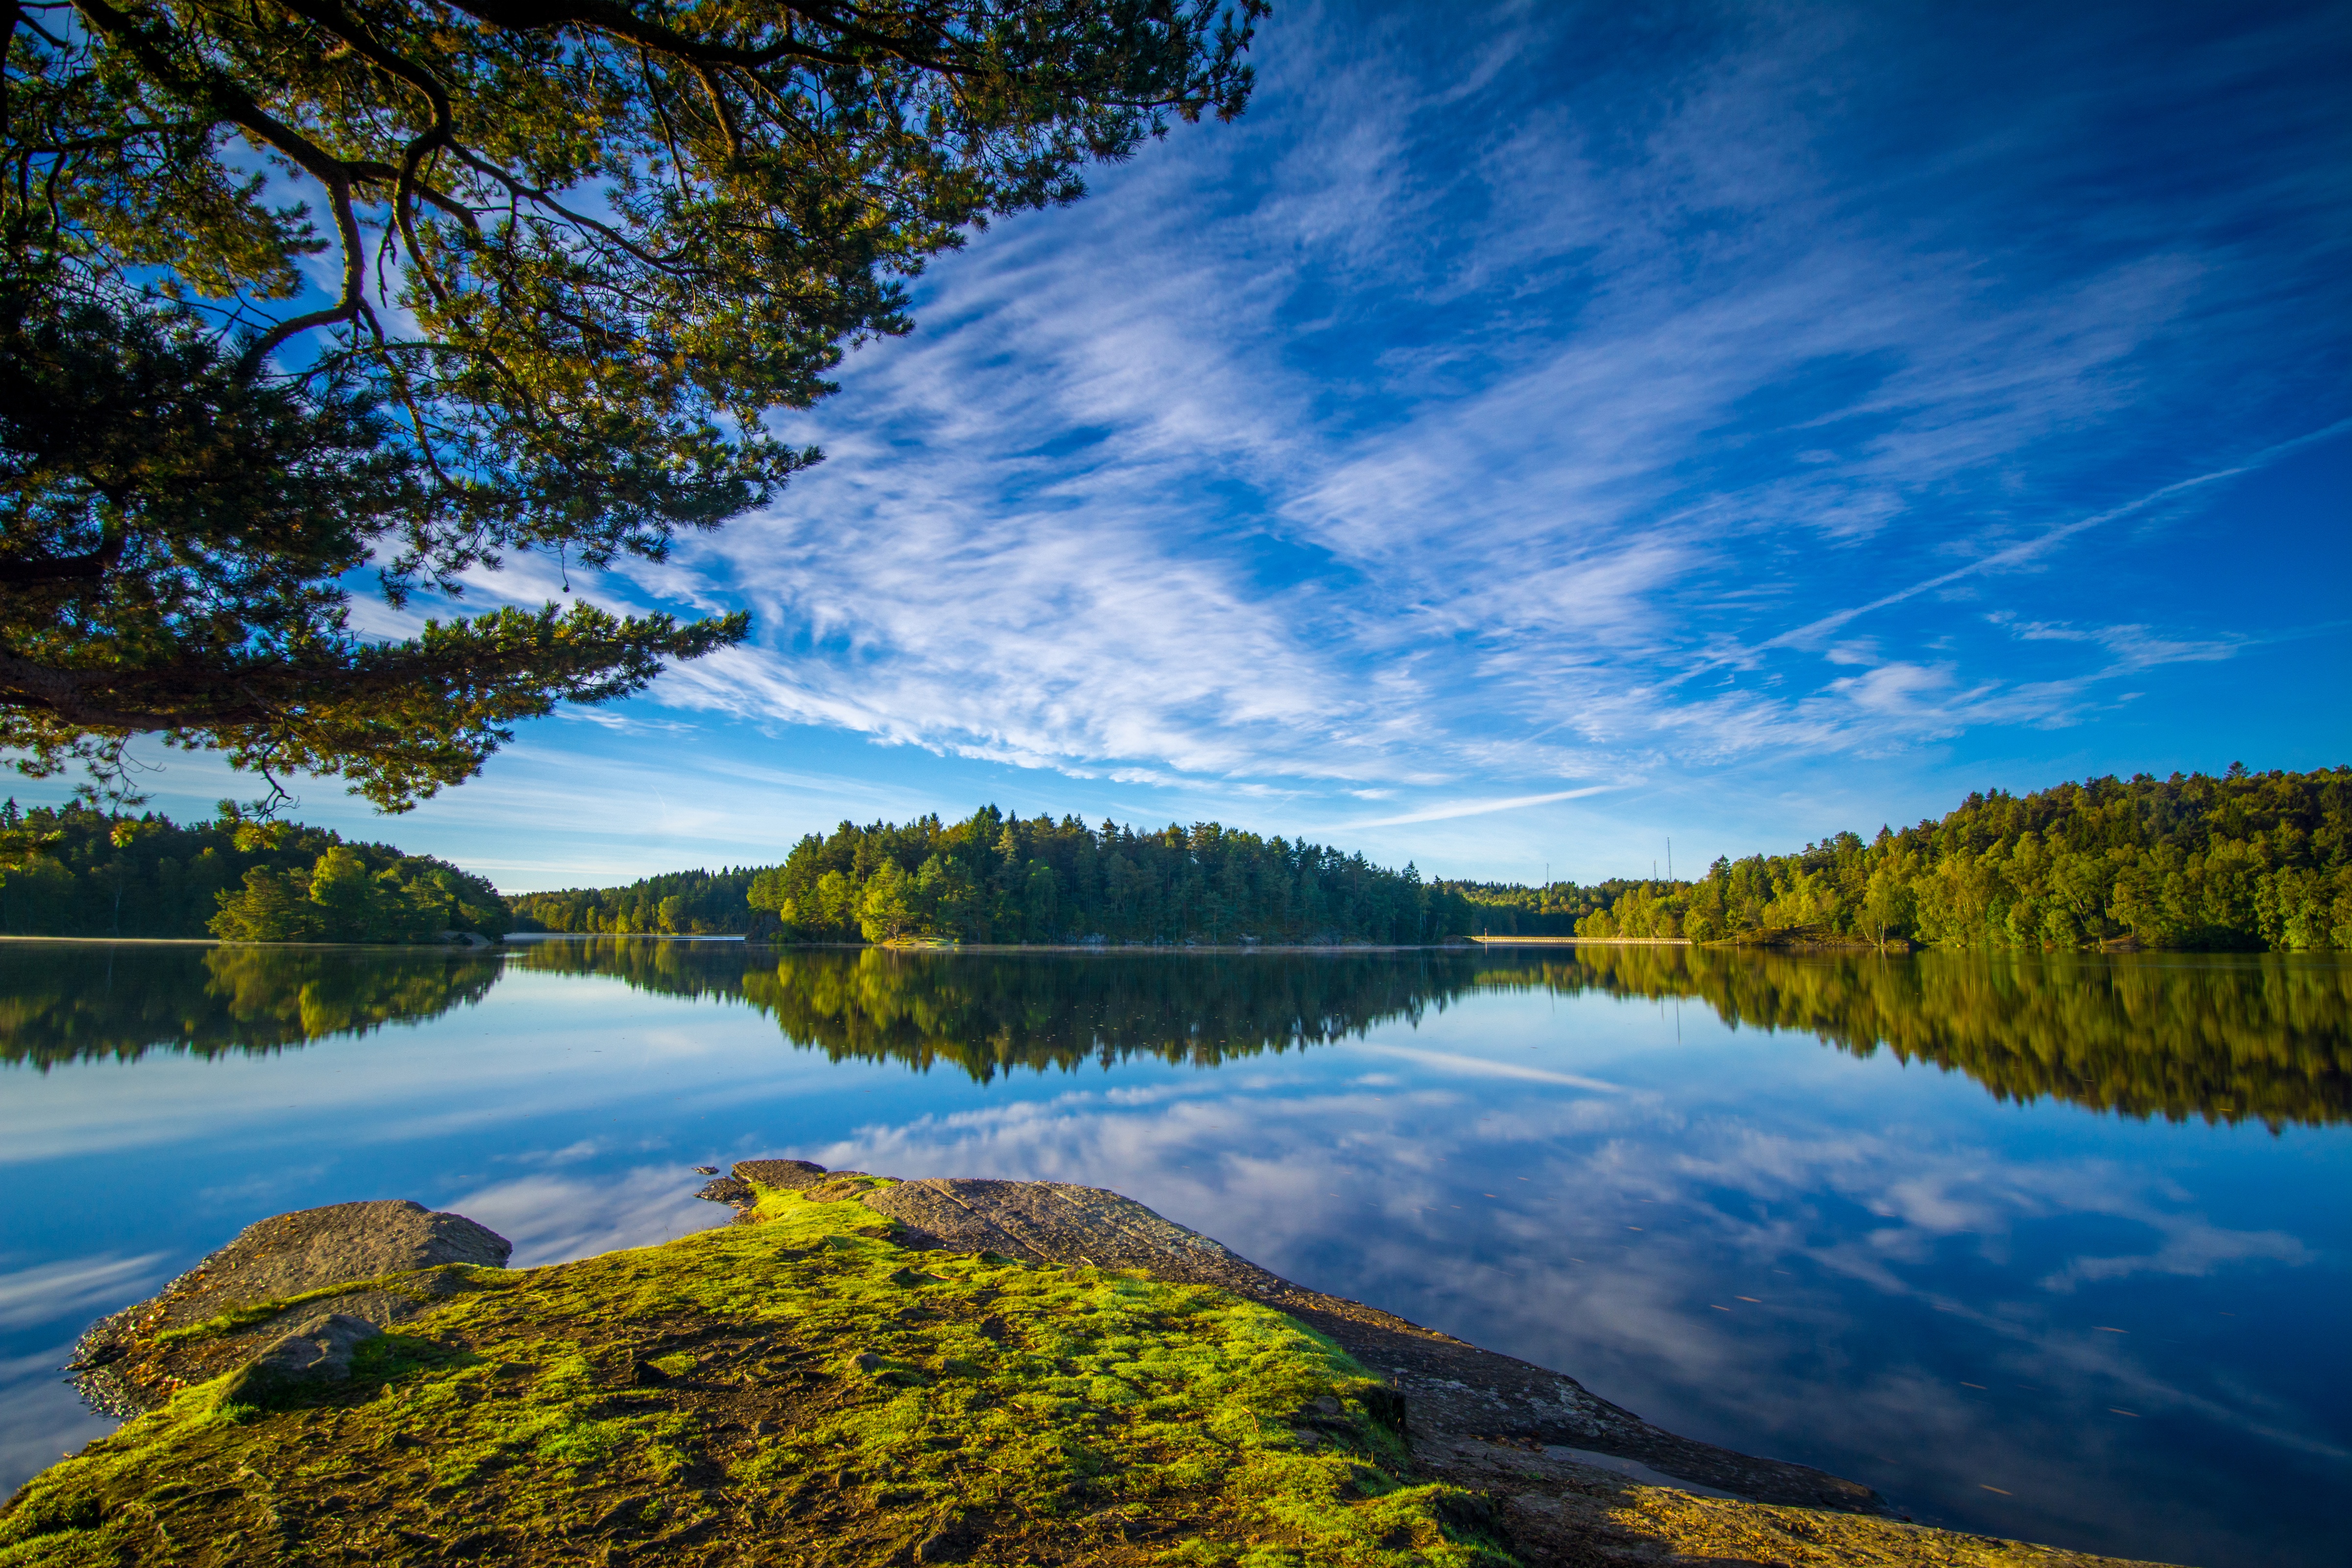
left=36, top=0, right=2352, bottom=891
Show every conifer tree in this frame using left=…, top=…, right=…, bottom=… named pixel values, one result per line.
left=1, top=0, right=1262, bottom=808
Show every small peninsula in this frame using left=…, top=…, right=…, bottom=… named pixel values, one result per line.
left=8, top=1165, right=2180, bottom=1567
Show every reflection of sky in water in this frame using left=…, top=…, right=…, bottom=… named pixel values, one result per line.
left=1, top=951, right=2344, bottom=1567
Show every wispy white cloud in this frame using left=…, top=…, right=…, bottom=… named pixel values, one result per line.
left=553, top=0, right=2341, bottom=833
left=1345, top=786, right=1619, bottom=829
left=18, top=0, right=2339, bottom=883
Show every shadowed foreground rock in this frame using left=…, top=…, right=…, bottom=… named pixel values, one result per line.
left=67, top=1199, right=510, bottom=1418
left=4, top=1168, right=2185, bottom=1568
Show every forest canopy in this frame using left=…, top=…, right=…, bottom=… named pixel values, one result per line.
left=0, top=798, right=507, bottom=939
left=514, top=806, right=1470, bottom=945
left=8, top=766, right=2343, bottom=951
left=1449, top=766, right=2352, bottom=953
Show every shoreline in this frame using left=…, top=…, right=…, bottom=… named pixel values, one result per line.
left=18, top=1167, right=2183, bottom=1568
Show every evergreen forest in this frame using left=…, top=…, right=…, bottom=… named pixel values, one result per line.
left=3, top=766, right=2343, bottom=952
left=507, top=868, right=761, bottom=937
left=519, top=808, right=1467, bottom=945
left=1446, top=766, right=2350, bottom=953
left=0, top=801, right=508, bottom=942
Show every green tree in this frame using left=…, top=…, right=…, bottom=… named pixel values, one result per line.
left=3, top=0, right=1262, bottom=809
left=817, top=871, right=857, bottom=936
left=857, top=858, right=915, bottom=943
left=307, top=844, right=397, bottom=939
left=209, top=864, right=322, bottom=941
left=1492, top=768, right=2351, bottom=955
left=1025, top=859, right=1060, bottom=941
left=1861, top=862, right=1914, bottom=946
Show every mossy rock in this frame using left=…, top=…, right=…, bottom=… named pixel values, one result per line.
left=1, top=1191, right=1512, bottom=1567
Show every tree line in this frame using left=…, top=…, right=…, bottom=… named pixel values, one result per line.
left=12, top=765, right=2341, bottom=953
left=508, top=869, right=761, bottom=937
left=1433, top=878, right=1661, bottom=938
left=0, top=801, right=507, bottom=941
left=1446, top=767, right=2351, bottom=952
left=736, top=808, right=1470, bottom=946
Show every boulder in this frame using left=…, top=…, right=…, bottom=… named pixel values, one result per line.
left=71, top=1200, right=510, bottom=1415
left=246, top=1312, right=383, bottom=1382
left=150, top=1201, right=510, bottom=1321
left=730, top=1158, right=830, bottom=1191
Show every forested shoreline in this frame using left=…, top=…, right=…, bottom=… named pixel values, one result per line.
left=515, top=808, right=1468, bottom=944
left=507, top=867, right=759, bottom=937
left=1448, top=767, right=2350, bottom=953
left=5, top=767, right=2344, bottom=951
left=0, top=801, right=508, bottom=942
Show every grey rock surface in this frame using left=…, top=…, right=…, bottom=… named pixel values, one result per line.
left=708, top=1158, right=1887, bottom=1516
left=695, top=1176, right=755, bottom=1206
left=146, top=1200, right=510, bottom=1332
left=730, top=1158, right=829, bottom=1191
left=72, top=1200, right=511, bottom=1416
left=249, top=1312, right=383, bottom=1382
left=860, top=1177, right=1286, bottom=1290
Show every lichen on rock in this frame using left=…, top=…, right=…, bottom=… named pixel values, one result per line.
left=6, top=1187, right=1512, bottom=1567
left=66, top=1198, right=509, bottom=1418
left=6, top=1169, right=2187, bottom=1568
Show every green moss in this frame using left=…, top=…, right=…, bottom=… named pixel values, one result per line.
left=2, top=1191, right=1514, bottom=1567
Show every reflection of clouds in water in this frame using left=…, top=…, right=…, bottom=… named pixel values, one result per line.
left=1343, top=1042, right=1638, bottom=1096
left=1666, top=1125, right=2309, bottom=1298
left=0, top=1342, right=118, bottom=1496
left=194, top=1161, right=339, bottom=1211
left=0, top=1252, right=172, bottom=1332
left=815, top=1063, right=2336, bottom=1512
left=2049, top=1225, right=2308, bottom=1291
left=495, top=1139, right=612, bottom=1168
left=445, top=1164, right=732, bottom=1267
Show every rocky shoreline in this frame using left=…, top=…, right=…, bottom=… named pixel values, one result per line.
left=5, top=1165, right=2183, bottom=1567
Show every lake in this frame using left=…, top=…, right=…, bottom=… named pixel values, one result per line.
left=0, top=939, right=2343, bottom=1566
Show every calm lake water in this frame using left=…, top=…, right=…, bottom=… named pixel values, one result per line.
left=1, top=939, right=2344, bottom=1566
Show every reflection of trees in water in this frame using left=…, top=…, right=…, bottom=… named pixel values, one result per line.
left=0, top=945, right=501, bottom=1068
left=737, top=948, right=1483, bottom=1080
left=503, top=934, right=764, bottom=1003
left=514, top=942, right=2350, bottom=1123
left=1486, top=946, right=2350, bottom=1128
left=508, top=940, right=1485, bottom=1080
left=9, top=937, right=2340, bottom=1126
